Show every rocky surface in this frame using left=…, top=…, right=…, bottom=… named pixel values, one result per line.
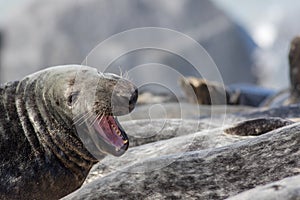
left=85, top=119, right=246, bottom=183
left=123, top=119, right=216, bottom=147
left=224, top=117, right=294, bottom=136
left=239, top=104, right=300, bottom=119
left=62, top=103, right=300, bottom=200
left=227, top=174, right=300, bottom=200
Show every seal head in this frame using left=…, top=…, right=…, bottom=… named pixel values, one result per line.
left=41, top=66, right=138, bottom=158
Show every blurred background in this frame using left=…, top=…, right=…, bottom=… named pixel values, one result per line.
left=0, top=0, right=299, bottom=92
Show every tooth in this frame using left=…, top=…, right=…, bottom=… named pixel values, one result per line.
left=116, top=130, right=121, bottom=136
left=115, top=147, right=120, bottom=152
left=123, top=140, right=128, bottom=144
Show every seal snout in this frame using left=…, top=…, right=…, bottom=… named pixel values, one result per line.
left=111, top=84, right=138, bottom=116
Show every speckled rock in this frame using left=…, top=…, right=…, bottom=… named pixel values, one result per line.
left=85, top=120, right=246, bottom=183
left=224, top=117, right=294, bottom=136
left=63, top=122, right=300, bottom=199
left=226, top=175, right=300, bottom=200
left=123, top=119, right=217, bottom=147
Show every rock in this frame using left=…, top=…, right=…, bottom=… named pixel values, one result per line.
left=178, top=77, right=227, bottom=105
left=239, top=104, right=300, bottom=119
left=178, top=76, right=276, bottom=107
left=85, top=119, right=246, bottom=183
left=224, top=117, right=294, bottom=136
left=123, top=119, right=216, bottom=147
left=226, top=175, right=300, bottom=200
left=63, top=121, right=300, bottom=199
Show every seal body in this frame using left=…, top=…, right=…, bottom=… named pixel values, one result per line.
left=0, top=65, right=137, bottom=199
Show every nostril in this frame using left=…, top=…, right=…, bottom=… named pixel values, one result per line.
left=111, top=88, right=138, bottom=116
left=129, top=89, right=138, bottom=105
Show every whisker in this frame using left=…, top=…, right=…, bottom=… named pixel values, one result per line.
left=124, top=71, right=129, bottom=79
left=87, top=113, right=102, bottom=128
left=73, top=109, right=95, bottom=126
left=98, top=114, right=104, bottom=122
left=71, top=97, right=106, bottom=129
left=76, top=99, right=95, bottom=125
left=124, top=71, right=132, bottom=81
left=82, top=112, right=96, bottom=126
left=118, top=66, right=123, bottom=78
left=118, top=66, right=131, bottom=80
left=90, top=115, right=98, bottom=127
left=73, top=111, right=92, bottom=125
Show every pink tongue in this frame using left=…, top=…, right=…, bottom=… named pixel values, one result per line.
left=94, top=116, right=125, bottom=148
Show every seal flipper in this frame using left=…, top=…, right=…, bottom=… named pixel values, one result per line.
left=224, top=117, right=294, bottom=136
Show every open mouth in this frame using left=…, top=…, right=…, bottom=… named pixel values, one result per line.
left=93, top=115, right=129, bottom=156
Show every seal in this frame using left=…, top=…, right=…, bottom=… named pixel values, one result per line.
left=0, top=65, right=138, bottom=199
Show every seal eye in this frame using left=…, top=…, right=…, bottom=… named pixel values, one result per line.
left=67, top=91, right=80, bottom=106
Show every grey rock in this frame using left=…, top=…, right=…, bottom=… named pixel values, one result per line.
left=85, top=120, right=245, bottom=183
left=239, top=104, right=300, bottom=119
left=224, top=117, right=294, bottom=136
left=123, top=119, right=216, bottom=147
left=63, top=122, right=300, bottom=199
left=226, top=174, right=300, bottom=200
